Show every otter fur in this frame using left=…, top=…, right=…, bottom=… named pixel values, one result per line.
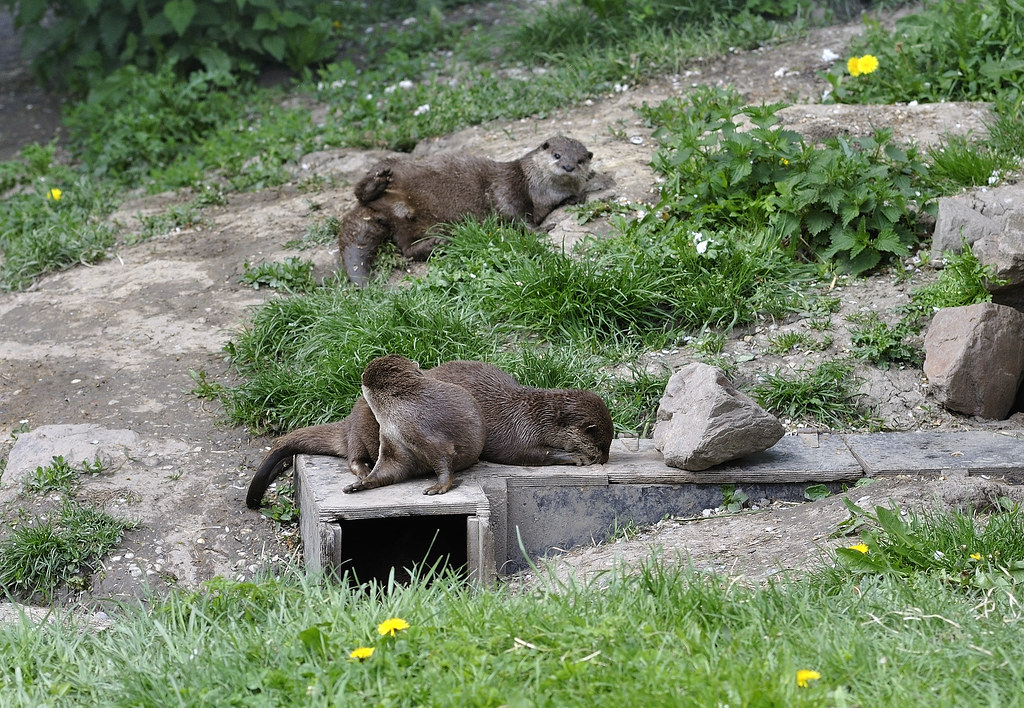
left=348, top=354, right=485, bottom=495
left=244, top=397, right=378, bottom=509
left=246, top=359, right=614, bottom=507
left=338, top=136, right=593, bottom=286
left=429, top=360, right=613, bottom=466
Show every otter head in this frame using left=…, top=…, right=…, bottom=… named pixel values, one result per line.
left=557, top=391, right=614, bottom=465
left=540, top=136, right=593, bottom=178
left=361, top=354, right=423, bottom=398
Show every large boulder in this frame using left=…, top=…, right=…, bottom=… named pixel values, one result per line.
left=931, top=183, right=1023, bottom=259
left=973, top=212, right=1024, bottom=310
left=653, top=363, right=784, bottom=471
left=923, top=302, right=1024, bottom=419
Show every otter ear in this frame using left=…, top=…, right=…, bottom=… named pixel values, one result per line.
left=587, top=151, right=593, bottom=160
left=542, top=141, right=550, bottom=150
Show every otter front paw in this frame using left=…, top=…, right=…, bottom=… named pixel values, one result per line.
left=423, top=473, right=453, bottom=495
left=354, top=168, right=392, bottom=203
left=343, top=480, right=368, bottom=493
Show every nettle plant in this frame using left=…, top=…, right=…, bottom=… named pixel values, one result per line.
left=641, top=88, right=932, bottom=275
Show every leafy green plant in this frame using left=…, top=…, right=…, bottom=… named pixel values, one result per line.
left=640, top=88, right=932, bottom=275
left=804, top=483, right=831, bottom=501
left=751, top=360, right=873, bottom=429
left=189, top=369, right=225, bottom=400
left=832, top=499, right=1024, bottom=593
left=722, top=485, right=750, bottom=512
left=846, top=312, right=919, bottom=368
left=240, top=257, right=317, bottom=293
left=0, top=499, right=136, bottom=600
left=63, top=66, right=240, bottom=185
left=23, top=456, right=80, bottom=495
left=263, top=483, right=298, bottom=524
left=136, top=203, right=203, bottom=242
left=2, top=0, right=336, bottom=90
left=286, top=215, right=341, bottom=249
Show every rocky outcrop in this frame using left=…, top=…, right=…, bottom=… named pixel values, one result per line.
left=923, top=302, right=1024, bottom=419
left=932, top=183, right=1022, bottom=255
left=973, top=212, right=1024, bottom=310
left=653, top=363, right=784, bottom=471
left=931, top=183, right=1024, bottom=311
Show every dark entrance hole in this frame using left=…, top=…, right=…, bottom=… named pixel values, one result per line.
left=337, top=513, right=469, bottom=585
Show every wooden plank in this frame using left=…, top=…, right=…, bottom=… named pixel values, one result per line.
left=296, top=454, right=490, bottom=521
left=844, top=431, right=1024, bottom=477
left=606, top=435, right=863, bottom=484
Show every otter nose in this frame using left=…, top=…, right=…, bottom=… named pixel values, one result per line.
left=562, top=163, right=575, bottom=172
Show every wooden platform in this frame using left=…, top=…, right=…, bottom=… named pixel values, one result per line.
left=293, top=431, right=1024, bottom=582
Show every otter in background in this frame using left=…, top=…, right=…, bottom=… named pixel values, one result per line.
left=338, top=136, right=593, bottom=286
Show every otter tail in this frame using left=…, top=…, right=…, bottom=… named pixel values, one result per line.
left=246, top=421, right=351, bottom=509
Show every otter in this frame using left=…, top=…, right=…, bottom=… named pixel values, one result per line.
left=429, top=360, right=613, bottom=467
left=246, top=359, right=614, bottom=508
left=347, top=354, right=485, bottom=495
left=338, top=136, right=594, bottom=286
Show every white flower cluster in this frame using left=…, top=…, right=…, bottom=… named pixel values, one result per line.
left=691, top=231, right=714, bottom=255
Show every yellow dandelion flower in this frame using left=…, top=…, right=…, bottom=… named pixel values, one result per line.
left=847, top=55, right=879, bottom=77
left=858, top=54, right=879, bottom=75
left=970, top=553, right=982, bottom=561
left=47, top=188, right=63, bottom=201
left=377, top=617, right=410, bottom=637
left=349, top=646, right=374, bottom=660
left=847, top=543, right=869, bottom=554
left=797, top=669, right=821, bottom=688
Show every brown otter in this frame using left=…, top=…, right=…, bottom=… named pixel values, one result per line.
left=246, top=359, right=614, bottom=508
left=429, top=360, right=613, bottom=467
left=347, top=354, right=485, bottom=495
left=338, top=136, right=594, bottom=286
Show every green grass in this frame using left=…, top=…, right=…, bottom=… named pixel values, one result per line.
left=751, top=359, right=875, bottom=428
left=239, top=257, right=318, bottom=294
left=2, top=502, right=1024, bottom=705
left=846, top=312, right=919, bottom=369
left=22, top=456, right=104, bottom=496
left=0, top=499, right=136, bottom=600
left=220, top=217, right=806, bottom=435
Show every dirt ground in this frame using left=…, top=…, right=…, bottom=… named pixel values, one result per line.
left=1, top=6, right=1022, bottom=614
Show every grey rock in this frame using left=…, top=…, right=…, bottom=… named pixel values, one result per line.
left=974, top=212, right=1024, bottom=310
left=653, top=363, right=784, bottom=471
left=2, top=424, right=141, bottom=491
left=931, top=183, right=1024, bottom=260
left=923, top=303, right=1024, bottom=419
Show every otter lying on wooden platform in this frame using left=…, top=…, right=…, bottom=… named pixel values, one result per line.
left=245, top=358, right=614, bottom=508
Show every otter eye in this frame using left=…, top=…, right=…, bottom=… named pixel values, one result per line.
left=553, top=152, right=561, bottom=159
left=577, top=158, right=585, bottom=164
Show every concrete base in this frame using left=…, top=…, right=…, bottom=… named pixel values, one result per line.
left=293, top=431, right=1024, bottom=582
